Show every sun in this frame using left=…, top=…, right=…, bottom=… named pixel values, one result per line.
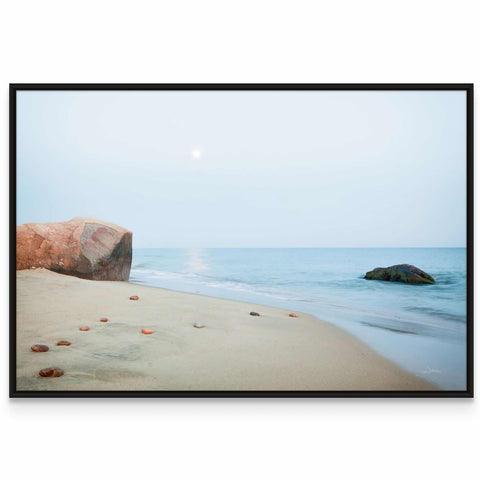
left=191, top=147, right=202, bottom=159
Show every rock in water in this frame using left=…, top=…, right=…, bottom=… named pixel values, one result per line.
left=364, top=264, right=435, bottom=285
left=16, top=217, right=132, bottom=281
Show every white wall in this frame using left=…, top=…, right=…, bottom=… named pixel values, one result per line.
left=1, top=2, right=477, bottom=479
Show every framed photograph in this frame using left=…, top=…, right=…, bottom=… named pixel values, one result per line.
left=10, top=84, right=473, bottom=398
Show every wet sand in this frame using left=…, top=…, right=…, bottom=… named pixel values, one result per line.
left=16, top=269, right=436, bottom=391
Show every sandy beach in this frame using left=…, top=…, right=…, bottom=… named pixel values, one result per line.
left=16, top=269, right=436, bottom=391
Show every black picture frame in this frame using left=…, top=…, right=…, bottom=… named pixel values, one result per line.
left=9, top=83, right=474, bottom=398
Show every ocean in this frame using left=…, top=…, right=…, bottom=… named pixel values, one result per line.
left=130, top=248, right=467, bottom=390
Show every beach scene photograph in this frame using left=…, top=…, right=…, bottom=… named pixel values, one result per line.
left=13, top=87, right=468, bottom=394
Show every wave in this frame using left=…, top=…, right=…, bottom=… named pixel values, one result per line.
left=130, top=267, right=310, bottom=302
left=131, top=262, right=151, bottom=269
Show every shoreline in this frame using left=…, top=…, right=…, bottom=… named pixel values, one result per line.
left=16, top=269, right=437, bottom=391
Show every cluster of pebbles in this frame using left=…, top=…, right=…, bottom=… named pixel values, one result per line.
left=31, top=294, right=210, bottom=379
left=32, top=295, right=298, bottom=379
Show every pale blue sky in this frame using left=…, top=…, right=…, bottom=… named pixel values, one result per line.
left=17, top=90, right=466, bottom=248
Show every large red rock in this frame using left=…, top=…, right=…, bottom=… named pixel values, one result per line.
left=16, top=217, right=132, bottom=281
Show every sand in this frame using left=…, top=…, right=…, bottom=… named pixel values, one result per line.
left=15, top=269, right=436, bottom=391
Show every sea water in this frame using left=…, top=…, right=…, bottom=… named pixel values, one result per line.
left=130, top=248, right=467, bottom=390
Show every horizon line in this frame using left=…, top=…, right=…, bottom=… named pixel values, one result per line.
left=132, top=246, right=467, bottom=249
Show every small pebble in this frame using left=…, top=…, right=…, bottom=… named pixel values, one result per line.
left=31, top=344, right=49, bottom=352
left=250, top=312, right=260, bottom=316
left=100, top=318, right=108, bottom=322
left=289, top=313, right=298, bottom=318
left=193, top=322, right=205, bottom=328
left=56, top=341, right=71, bottom=346
left=39, top=367, right=64, bottom=378
left=79, top=326, right=90, bottom=331
left=142, top=329, right=153, bottom=334
left=130, top=295, right=139, bottom=300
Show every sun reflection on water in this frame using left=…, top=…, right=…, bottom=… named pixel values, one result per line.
left=184, top=248, right=208, bottom=272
